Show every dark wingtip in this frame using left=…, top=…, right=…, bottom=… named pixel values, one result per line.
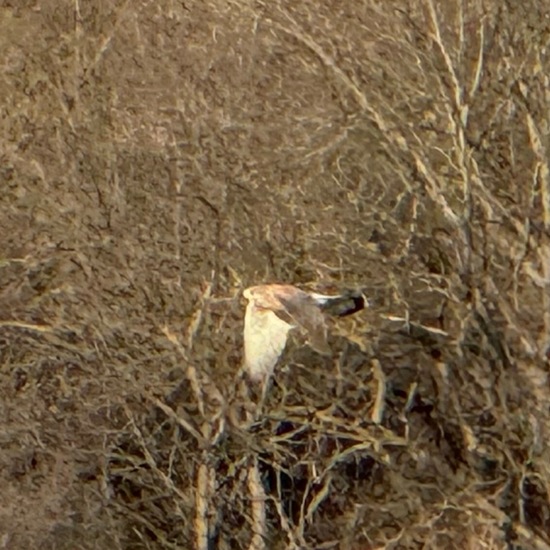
left=340, top=291, right=368, bottom=316
left=321, top=290, right=368, bottom=317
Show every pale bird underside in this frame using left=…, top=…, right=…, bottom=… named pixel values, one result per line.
left=243, top=284, right=367, bottom=383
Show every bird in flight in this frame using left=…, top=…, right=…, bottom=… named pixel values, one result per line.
left=242, top=284, right=367, bottom=385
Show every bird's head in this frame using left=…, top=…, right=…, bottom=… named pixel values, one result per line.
left=243, top=287, right=255, bottom=301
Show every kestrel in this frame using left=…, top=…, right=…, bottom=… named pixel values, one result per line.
left=243, top=284, right=367, bottom=383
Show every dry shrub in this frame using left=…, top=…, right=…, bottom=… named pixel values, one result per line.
left=1, top=0, right=550, bottom=548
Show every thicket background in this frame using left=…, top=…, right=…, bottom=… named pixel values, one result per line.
left=2, top=1, right=550, bottom=548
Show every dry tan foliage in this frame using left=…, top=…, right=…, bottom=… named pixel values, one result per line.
left=2, top=0, right=550, bottom=548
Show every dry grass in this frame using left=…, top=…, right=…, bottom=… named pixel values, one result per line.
left=1, top=0, right=550, bottom=548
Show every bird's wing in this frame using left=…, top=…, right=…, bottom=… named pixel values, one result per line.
left=277, top=291, right=330, bottom=355
left=312, top=290, right=367, bottom=317
left=243, top=301, right=293, bottom=382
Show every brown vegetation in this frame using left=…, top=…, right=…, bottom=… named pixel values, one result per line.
left=1, top=1, right=550, bottom=548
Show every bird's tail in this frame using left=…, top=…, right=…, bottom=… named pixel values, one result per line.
left=312, top=290, right=368, bottom=317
